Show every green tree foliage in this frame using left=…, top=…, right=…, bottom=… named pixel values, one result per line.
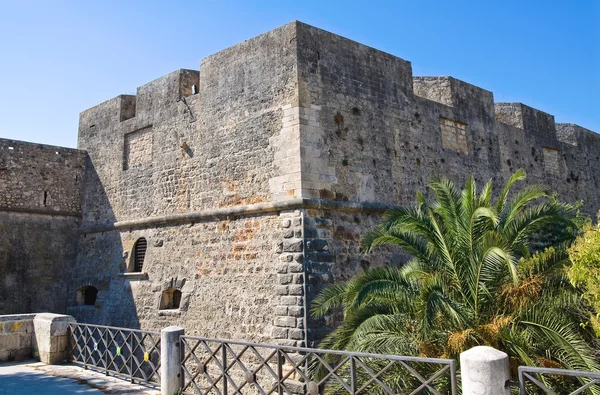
left=312, top=170, right=599, bottom=392
left=568, top=212, right=600, bottom=336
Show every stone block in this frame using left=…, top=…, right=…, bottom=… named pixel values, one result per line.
left=305, top=239, right=328, bottom=252
left=271, top=327, right=288, bottom=339
left=274, top=306, right=288, bottom=316
left=287, top=263, right=304, bottom=273
left=283, top=240, right=303, bottom=252
left=18, top=333, right=32, bottom=349
left=274, top=317, right=296, bottom=328
left=0, top=334, right=19, bottom=350
left=33, top=313, right=76, bottom=364
left=288, top=285, right=304, bottom=296
left=280, top=296, right=300, bottom=306
left=275, top=286, right=289, bottom=295
left=289, top=329, right=304, bottom=340
left=287, top=307, right=304, bottom=317
left=276, top=263, right=289, bottom=273
left=273, top=339, right=297, bottom=347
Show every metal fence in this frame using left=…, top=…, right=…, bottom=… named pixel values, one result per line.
left=517, top=366, right=600, bottom=394
left=69, top=322, right=161, bottom=386
left=180, top=335, right=457, bottom=395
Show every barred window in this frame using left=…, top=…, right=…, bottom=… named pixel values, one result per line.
left=133, top=238, right=147, bottom=272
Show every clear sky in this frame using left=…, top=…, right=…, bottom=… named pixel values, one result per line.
left=0, top=0, right=598, bottom=148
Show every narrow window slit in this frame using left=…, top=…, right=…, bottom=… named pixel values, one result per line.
left=132, top=237, right=147, bottom=272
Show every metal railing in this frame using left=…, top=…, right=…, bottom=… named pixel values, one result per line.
left=180, top=335, right=457, bottom=395
left=69, top=322, right=161, bottom=386
left=517, top=366, right=600, bottom=394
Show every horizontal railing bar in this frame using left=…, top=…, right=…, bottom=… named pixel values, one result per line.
left=180, top=335, right=454, bottom=364
left=519, top=366, right=600, bottom=379
left=70, top=322, right=160, bottom=335
left=71, top=360, right=160, bottom=384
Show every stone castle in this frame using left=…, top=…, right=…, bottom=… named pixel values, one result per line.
left=1, top=21, right=599, bottom=347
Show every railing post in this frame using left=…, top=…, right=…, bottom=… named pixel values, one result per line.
left=460, top=346, right=510, bottom=395
left=518, top=367, right=526, bottom=395
left=104, top=329, right=109, bottom=376
left=222, top=341, right=228, bottom=395
left=161, top=326, right=185, bottom=395
left=130, top=333, right=134, bottom=383
left=83, top=325, right=88, bottom=369
left=450, top=360, right=458, bottom=395
left=350, top=356, right=356, bottom=394
left=277, top=349, right=283, bottom=395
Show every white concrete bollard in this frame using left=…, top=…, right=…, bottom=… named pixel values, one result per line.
left=161, top=326, right=185, bottom=395
left=460, top=346, right=510, bottom=395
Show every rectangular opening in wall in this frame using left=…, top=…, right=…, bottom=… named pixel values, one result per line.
left=543, top=147, right=560, bottom=176
left=440, top=117, right=469, bottom=154
left=123, top=126, right=153, bottom=170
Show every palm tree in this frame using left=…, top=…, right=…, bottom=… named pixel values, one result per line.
left=312, top=170, right=599, bottom=392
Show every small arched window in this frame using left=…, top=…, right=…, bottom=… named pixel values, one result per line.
left=76, top=286, right=98, bottom=306
left=160, top=288, right=182, bottom=310
left=132, top=238, right=147, bottom=272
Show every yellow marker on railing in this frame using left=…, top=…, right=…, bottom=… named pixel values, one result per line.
left=144, top=352, right=149, bottom=362
left=116, top=346, right=121, bottom=356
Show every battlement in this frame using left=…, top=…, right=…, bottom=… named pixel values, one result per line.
left=79, top=70, right=199, bottom=136
left=556, top=123, right=600, bottom=148
left=75, top=20, right=598, bottom=220
left=495, top=102, right=558, bottom=145
left=413, top=76, right=495, bottom=133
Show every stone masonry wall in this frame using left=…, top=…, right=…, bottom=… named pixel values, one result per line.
left=5, top=21, right=596, bottom=349
left=69, top=214, right=282, bottom=343
left=70, top=22, right=303, bottom=341
left=0, top=139, right=85, bottom=315
left=0, top=212, right=80, bottom=314
left=289, top=22, right=600, bottom=344
left=0, top=139, right=85, bottom=214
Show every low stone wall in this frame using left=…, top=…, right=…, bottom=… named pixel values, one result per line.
left=0, top=313, right=75, bottom=363
left=0, top=314, right=36, bottom=361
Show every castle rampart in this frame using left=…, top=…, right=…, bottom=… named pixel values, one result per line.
left=0, top=139, right=86, bottom=314
left=1, top=21, right=598, bottom=347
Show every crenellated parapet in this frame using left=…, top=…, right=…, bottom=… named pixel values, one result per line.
left=78, top=69, right=199, bottom=146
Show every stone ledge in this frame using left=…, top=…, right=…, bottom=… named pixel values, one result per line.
left=158, top=310, right=181, bottom=317
left=0, top=206, right=81, bottom=218
left=80, top=198, right=393, bottom=234
left=119, top=272, right=149, bottom=280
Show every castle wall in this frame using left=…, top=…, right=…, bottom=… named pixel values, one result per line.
left=0, top=139, right=85, bottom=314
left=70, top=23, right=303, bottom=341
left=289, top=22, right=600, bottom=345
left=68, top=214, right=283, bottom=342
left=64, top=21, right=600, bottom=347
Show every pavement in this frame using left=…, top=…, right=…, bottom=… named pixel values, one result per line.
left=0, top=360, right=160, bottom=394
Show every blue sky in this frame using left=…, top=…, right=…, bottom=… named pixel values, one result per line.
left=0, top=0, right=598, bottom=148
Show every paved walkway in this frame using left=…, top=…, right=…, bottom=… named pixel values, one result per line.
left=0, top=361, right=159, bottom=394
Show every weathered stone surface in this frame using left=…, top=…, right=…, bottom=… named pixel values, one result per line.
left=33, top=313, right=76, bottom=364
left=0, top=139, right=85, bottom=316
left=1, top=21, right=599, bottom=350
